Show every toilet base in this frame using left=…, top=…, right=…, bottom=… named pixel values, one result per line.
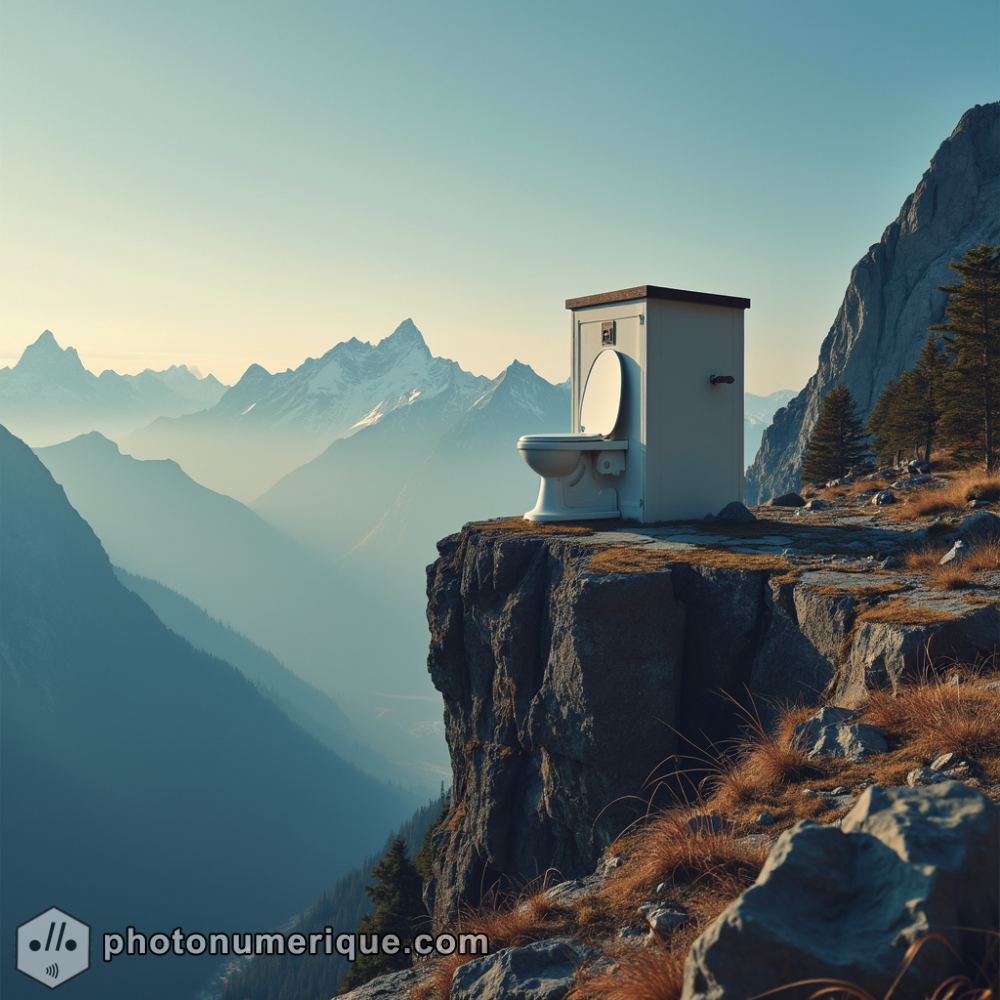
left=523, top=482, right=621, bottom=522
left=523, top=506, right=622, bottom=523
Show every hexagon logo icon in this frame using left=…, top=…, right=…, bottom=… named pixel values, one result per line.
left=16, top=907, right=91, bottom=989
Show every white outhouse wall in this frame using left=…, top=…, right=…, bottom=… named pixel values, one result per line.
left=567, top=285, right=748, bottom=524
left=644, top=297, right=745, bottom=521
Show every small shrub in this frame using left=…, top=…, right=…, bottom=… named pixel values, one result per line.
left=567, top=942, right=687, bottom=1000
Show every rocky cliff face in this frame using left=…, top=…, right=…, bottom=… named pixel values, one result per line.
left=745, top=103, right=1000, bottom=504
left=424, top=516, right=1000, bottom=924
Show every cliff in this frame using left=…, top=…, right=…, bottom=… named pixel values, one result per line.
left=424, top=508, right=1000, bottom=925
left=745, top=102, right=1000, bottom=504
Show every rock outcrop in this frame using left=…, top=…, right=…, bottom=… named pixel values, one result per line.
left=746, top=103, right=1000, bottom=504
left=682, top=782, right=999, bottom=999
left=425, top=529, right=686, bottom=924
left=424, top=518, right=999, bottom=923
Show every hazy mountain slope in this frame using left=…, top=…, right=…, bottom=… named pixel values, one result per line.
left=356, top=361, right=570, bottom=563
left=216, top=796, right=445, bottom=1000
left=34, top=432, right=449, bottom=789
left=322, top=364, right=571, bottom=694
left=746, top=102, right=1000, bottom=503
left=0, top=425, right=410, bottom=1000
left=125, top=320, right=488, bottom=501
left=251, top=374, right=485, bottom=561
left=35, top=432, right=354, bottom=686
left=744, top=389, right=796, bottom=473
left=112, top=567, right=417, bottom=786
left=0, top=330, right=226, bottom=445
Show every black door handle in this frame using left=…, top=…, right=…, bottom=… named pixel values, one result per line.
left=710, top=375, right=735, bottom=385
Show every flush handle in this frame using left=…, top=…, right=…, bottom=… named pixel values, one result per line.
left=710, top=375, right=734, bottom=385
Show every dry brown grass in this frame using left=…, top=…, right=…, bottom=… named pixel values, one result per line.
left=570, top=805, right=770, bottom=1000
left=805, top=582, right=904, bottom=599
left=588, top=545, right=791, bottom=576
left=855, top=597, right=958, bottom=626
left=415, top=674, right=1000, bottom=1000
left=476, top=516, right=595, bottom=537
left=624, top=809, right=769, bottom=892
left=861, top=670, right=1000, bottom=763
left=566, top=941, right=688, bottom=1000
left=902, top=538, right=1000, bottom=590
left=905, top=540, right=954, bottom=571
left=888, top=468, right=1000, bottom=521
left=700, top=727, right=811, bottom=813
left=412, top=888, right=574, bottom=1000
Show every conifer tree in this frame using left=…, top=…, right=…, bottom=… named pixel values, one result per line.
left=338, top=839, right=425, bottom=994
left=867, top=336, right=945, bottom=468
left=800, top=384, right=869, bottom=484
left=931, top=243, right=1000, bottom=471
left=867, top=378, right=901, bottom=465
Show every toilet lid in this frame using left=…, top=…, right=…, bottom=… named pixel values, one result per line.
left=580, top=349, right=623, bottom=436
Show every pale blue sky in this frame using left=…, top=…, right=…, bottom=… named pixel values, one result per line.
left=2, top=1, right=997, bottom=393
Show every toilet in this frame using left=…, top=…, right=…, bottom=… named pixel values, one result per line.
left=518, top=284, right=750, bottom=524
left=518, top=349, right=628, bottom=522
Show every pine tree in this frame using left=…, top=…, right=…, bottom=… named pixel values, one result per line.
left=867, top=378, right=901, bottom=465
left=930, top=243, right=1000, bottom=471
left=338, top=839, right=425, bottom=994
left=867, top=336, right=945, bottom=469
left=800, top=384, right=870, bottom=484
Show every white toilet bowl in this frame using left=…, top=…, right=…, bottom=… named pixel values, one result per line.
left=517, top=434, right=627, bottom=521
left=518, top=349, right=629, bottom=522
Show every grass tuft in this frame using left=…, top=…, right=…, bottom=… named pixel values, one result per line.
left=477, top=516, right=595, bottom=537
left=588, top=545, right=790, bottom=575
left=861, top=669, right=1000, bottom=761
left=889, top=468, right=1000, bottom=521
left=567, top=942, right=687, bottom=1000
left=412, top=885, right=573, bottom=1000
left=854, top=597, right=958, bottom=626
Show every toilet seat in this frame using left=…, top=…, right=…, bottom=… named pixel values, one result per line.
left=517, top=433, right=627, bottom=450
left=517, top=349, right=629, bottom=522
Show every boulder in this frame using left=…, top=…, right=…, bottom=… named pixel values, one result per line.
left=338, top=966, right=428, bottom=1000
left=791, top=707, right=887, bottom=763
left=682, top=783, right=1000, bottom=999
left=908, top=767, right=949, bottom=787
left=450, top=937, right=596, bottom=1000
left=871, top=490, right=897, bottom=505
left=955, top=510, right=1000, bottom=545
left=715, top=501, right=756, bottom=524
left=766, top=492, right=806, bottom=508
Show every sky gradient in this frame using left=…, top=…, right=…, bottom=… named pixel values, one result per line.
left=2, top=1, right=998, bottom=393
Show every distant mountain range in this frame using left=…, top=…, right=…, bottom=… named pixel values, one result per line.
left=125, top=318, right=492, bottom=501
left=253, top=358, right=570, bottom=564
left=0, top=425, right=413, bottom=1000
left=744, top=390, right=796, bottom=472
left=0, top=330, right=227, bottom=445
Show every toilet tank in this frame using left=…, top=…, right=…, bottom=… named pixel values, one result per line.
left=566, top=285, right=750, bottom=523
